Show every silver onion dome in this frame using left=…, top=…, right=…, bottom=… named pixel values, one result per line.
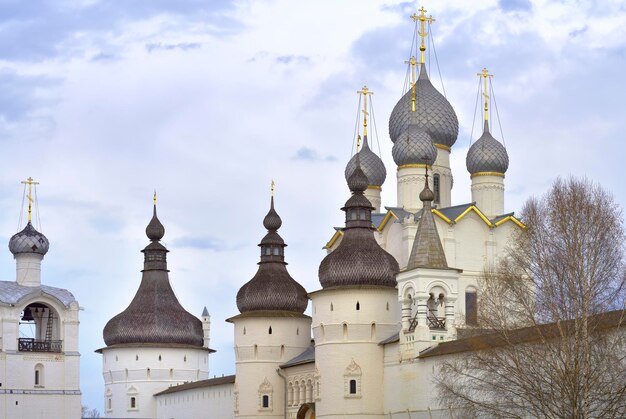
left=389, top=64, right=459, bottom=148
left=9, top=222, right=49, bottom=256
left=344, top=135, right=386, bottom=187
left=392, top=125, right=437, bottom=167
left=466, top=121, right=509, bottom=175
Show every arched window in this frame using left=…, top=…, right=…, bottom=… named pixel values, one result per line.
left=466, top=289, right=478, bottom=326
left=356, top=301, right=360, bottom=310
left=344, top=359, right=362, bottom=398
left=433, top=173, right=440, bottom=204
left=258, top=378, right=273, bottom=411
left=268, top=326, right=272, bottom=334
left=34, top=363, right=44, bottom=387
left=349, top=379, right=357, bottom=394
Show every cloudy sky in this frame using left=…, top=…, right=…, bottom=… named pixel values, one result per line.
left=1, top=0, right=625, bottom=411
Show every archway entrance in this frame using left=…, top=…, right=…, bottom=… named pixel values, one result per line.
left=297, top=402, right=315, bottom=419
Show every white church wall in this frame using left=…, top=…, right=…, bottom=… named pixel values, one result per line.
left=155, top=381, right=234, bottom=419
left=233, top=315, right=312, bottom=418
left=102, top=346, right=209, bottom=418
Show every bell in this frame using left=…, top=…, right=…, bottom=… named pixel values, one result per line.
left=22, top=306, right=34, bottom=322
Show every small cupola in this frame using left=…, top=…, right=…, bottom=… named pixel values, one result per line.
left=319, top=156, right=399, bottom=288
left=236, top=184, right=308, bottom=314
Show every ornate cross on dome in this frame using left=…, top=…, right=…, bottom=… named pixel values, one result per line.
left=21, top=176, right=39, bottom=222
left=357, top=85, right=373, bottom=138
left=478, top=67, right=494, bottom=122
left=271, top=179, right=275, bottom=196
left=153, top=190, right=157, bottom=206
left=411, top=7, right=435, bottom=64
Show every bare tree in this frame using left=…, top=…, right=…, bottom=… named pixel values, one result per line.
left=81, top=405, right=100, bottom=418
left=436, top=177, right=626, bottom=418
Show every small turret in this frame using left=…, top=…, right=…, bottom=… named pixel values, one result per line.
left=344, top=86, right=387, bottom=212
left=466, top=68, right=509, bottom=218
left=10, top=177, right=49, bottom=287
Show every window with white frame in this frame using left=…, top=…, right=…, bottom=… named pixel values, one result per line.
left=127, top=386, right=139, bottom=411
left=258, top=377, right=273, bottom=411
left=343, top=359, right=362, bottom=398
left=34, top=363, right=44, bottom=387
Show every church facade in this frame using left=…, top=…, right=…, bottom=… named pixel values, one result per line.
left=96, top=7, right=527, bottom=419
left=0, top=180, right=81, bottom=419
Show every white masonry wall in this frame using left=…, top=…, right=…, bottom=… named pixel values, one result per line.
left=155, top=381, right=235, bottom=419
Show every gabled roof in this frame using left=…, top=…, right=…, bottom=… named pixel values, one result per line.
left=0, top=281, right=77, bottom=307
left=280, top=341, right=315, bottom=368
left=492, top=213, right=526, bottom=229
left=433, top=203, right=493, bottom=227
left=154, top=374, right=236, bottom=396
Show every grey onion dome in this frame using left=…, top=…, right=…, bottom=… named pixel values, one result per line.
left=103, top=204, right=204, bottom=347
left=9, top=222, right=49, bottom=256
left=263, top=197, right=282, bottom=230
left=236, top=197, right=308, bottom=314
left=319, top=157, right=399, bottom=289
left=389, top=64, right=459, bottom=148
left=466, top=121, right=509, bottom=175
left=344, top=136, right=386, bottom=187
left=146, top=205, right=165, bottom=241
left=392, top=124, right=437, bottom=167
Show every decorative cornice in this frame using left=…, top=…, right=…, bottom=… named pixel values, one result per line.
left=367, top=185, right=382, bottom=190
left=434, top=143, right=451, bottom=152
left=398, top=164, right=431, bottom=170
left=470, top=171, right=505, bottom=179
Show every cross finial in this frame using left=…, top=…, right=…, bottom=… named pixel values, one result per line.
left=477, top=67, right=494, bottom=122
left=271, top=179, right=275, bottom=197
left=20, top=177, right=39, bottom=223
left=404, top=56, right=418, bottom=112
left=357, top=85, right=373, bottom=138
left=153, top=190, right=157, bottom=206
left=411, top=7, right=435, bottom=64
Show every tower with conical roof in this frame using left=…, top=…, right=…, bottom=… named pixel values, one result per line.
left=467, top=68, right=510, bottom=218
left=98, top=197, right=212, bottom=418
left=0, top=177, right=81, bottom=419
left=227, top=186, right=311, bottom=418
left=389, top=8, right=458, bottom=212
left=344, top=86, right=387, bottom=212
left=396, top=169, right=460, bottom=354
left=311, top=158, right=400, bottom=418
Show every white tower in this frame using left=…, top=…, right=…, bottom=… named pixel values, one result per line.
left=228, top=192, right=311, bottom=418
left=466, top=68, right=510, bottom=219
left=98, top=199, right=211, bottom=418
left=396, top=172, right=459, bottom=357
left=312, top=159, right=400, bottom=419
left=0, top=177, right=81, bottom=419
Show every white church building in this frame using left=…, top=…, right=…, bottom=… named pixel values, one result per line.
left=0, top=179, right=81, bottom=419
left=97, top=7, right=530, bottom=419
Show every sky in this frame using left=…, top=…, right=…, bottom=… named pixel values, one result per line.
left=1, top=0, right=625, bottom=412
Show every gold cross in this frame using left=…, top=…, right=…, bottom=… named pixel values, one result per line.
left=153, top=190, right=157, bottom=206
left=271, top=180, right=275, bottom=197
left=411, top=7, right=435, bottom=64
left=404, top=56, right=418, bottom=111
left=21, top=177, right=39, bottom=223
left=357, top=85, right=373, bottom=138
left=477, top=68, right=494, bottom=121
